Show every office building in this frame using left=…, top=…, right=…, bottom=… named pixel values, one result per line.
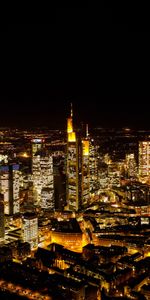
left=32, top=150, right=54, bottom=207
left=9, top=164, right=20, bottom=215
left=0, top=164, right=20, bottom=215
left=81, top=125, right=90, bottom=206
left=66, top=104, right=79, bottom=211
left=41, top=187, right=54, bottom=210
left=31, top=138, right=43, bottom=174
left=32, top=138, right=43, bottom=158
left=89, top=138, right=98, bottom=193
left=22, top=212, right=38, bottom=250
left=66, top=108, right=95, bottom=210
left=126, top=153, right=137, bottom=178
left=0, top=193, right=4, bottom=241
left=139, top=141, right=150, bottom=177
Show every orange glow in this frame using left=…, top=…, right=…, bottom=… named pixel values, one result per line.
left=67, top=117, right=73, bottom=134
left=22, top=152, right=28, bottom=158
left=68, top=132, right=76, bottom=142
left=82, top=140, right=89, bottom=156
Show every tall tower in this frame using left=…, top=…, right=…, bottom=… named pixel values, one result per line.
left=126, top=153, right=137, bottom=178
left=32, top=138, right=43, bottom=157
left=0, top=193, right=4, bottom=242
left=0, top=163, right=20, bottom=215
left=89, top=138, right=98, bottom=194
left=32, top=138, right=43, bottom=173
left=139, top=141, right=150, bottom=177
left=22, top=212, right=38, bottom=250
left=66, top=104, right=79, bottom=211
left=81, top=124, right=90, bottom=206
left=9, top=164, right=20, bottom=215
left=66, top=107, right=97, bottom=210
left=32, top=150, right=54, bottom=208
left=0, top=165, right=9, bottom=215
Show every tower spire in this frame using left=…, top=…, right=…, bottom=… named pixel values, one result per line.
left=71, top=102, right=73, bottom=117
left=86, top=124, right=89, bottom=138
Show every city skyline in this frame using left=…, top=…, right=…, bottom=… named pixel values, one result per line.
left=1, top=101, right=150, bottom=299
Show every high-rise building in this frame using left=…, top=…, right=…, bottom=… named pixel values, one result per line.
left=66, top=105, right=79, bottom=211
left=22, top=212, right=38, bottom=250
left=81, top=126, right=90, bottom=206
left=9, top=164, right=20, bottom=215
left=32, top=138, right=43, bottom=158
left=0, top=165, right=9, bottom=214
left=0, top=164, right=20, bottom=215
left=88, top=134, right=98, bottom=194
left=126, top=153, right=137, bottom=178
left=139, top=141, right=150, bottom=177
left=32, top=150, right=54, bottom=208
left=31, top=138, right=43, bottom=173
left=66, top=107, right=92, bottom=210
left=41, top=187, right=54, bottom=209
left=0, top=193, right=4, bottom=242
left=53, top=161, right=66, bottom=210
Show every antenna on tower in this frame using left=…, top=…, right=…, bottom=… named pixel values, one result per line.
left=86, top=124, right=89, bottom=138
left=71, top=102, right=73, bottom=117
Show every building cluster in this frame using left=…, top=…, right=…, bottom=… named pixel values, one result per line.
left=1, top=110, right=150, bottom=299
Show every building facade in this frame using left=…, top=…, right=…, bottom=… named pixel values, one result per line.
left=66, top=107, right=92, bottom=211
left=139, top=141, right=150, bottom=177
left=0, top=164, right=20, bottom=215
left=22, top=212, right=38, bottom=250
left=66, top=106, right=79, bottom=211
left=32, top=148, right=54, bottom=208
left=0, top=193, right=4, bottom=242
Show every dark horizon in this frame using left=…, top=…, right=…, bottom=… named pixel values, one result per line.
left=0, top=94, right=149, bottom=130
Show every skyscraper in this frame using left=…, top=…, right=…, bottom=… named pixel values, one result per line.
left=66, top=107, right=92, bottom=211
left=0, top=193, right=4, bottom=242
left=139, top=141, right=150, bottom=177
left=126, top=153, right=137, bottom=179
left=22, top=212, right=38, bottom=250
left=32, top=149, right=54, bottom=208
left=9, top=164, right=20, bottom=215
left=81, top=125, right=90, bottom=206
left=31, top=138, right=43, bottom=173
left=32, top=138, right=43, bottom=158
left=0, top=163, right=20, bottom=215
left=66, top=104, right=79, bottom=211
left=0, top=165, right=9, bottom=214
left=89, top=138, right=98, bottom=194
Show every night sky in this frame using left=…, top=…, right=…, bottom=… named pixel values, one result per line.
left=0, top=9, right=149, bottom=129
left=0, top=91, right=149, bottom=130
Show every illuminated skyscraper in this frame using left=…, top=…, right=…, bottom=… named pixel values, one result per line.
left=126, top=153, right=137, bottom=178
left=32, top=150, right=54, bottom=208
left=0, top=165, right=9, bottom=214
left=0, top=193, right=4, bottom=242
left=66, top=104, right=79, bottom=211
left=32, top=138, right=43, bottom=158
left=41, top=187, right=54, bottom=209
left=139, top=141, right=150, bottom=177
left=89, top=134, right=98, bottom=194
left=81, top=125, right=90, bottom=206
left=31, top=138, right=43, bottom=173
left=9, top=164, right=20, bottom=215
left=0, top=164, right=20, bottom=215
left=66, top=106, right=99, bottom=210
left=22, top=212, right=38, bottom=250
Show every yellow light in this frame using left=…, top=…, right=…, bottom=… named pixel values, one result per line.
left=67, top=118, right=73, bottom=134
left=22, top=152, right=28, bottom=158
left=68, top=132, right=76, bottom=142
left=82, top=140, right=89, bottom=156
